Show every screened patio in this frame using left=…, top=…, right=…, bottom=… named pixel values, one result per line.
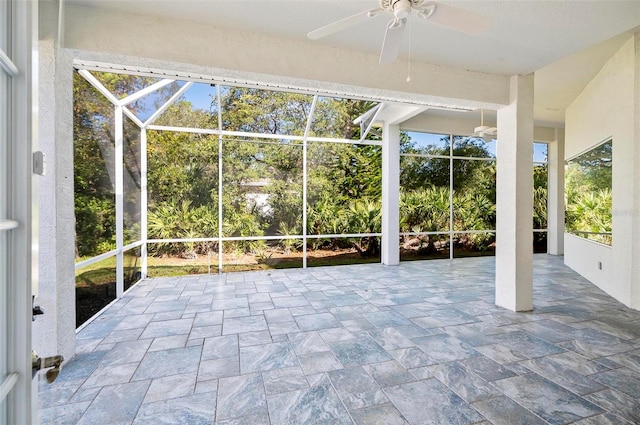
left=72, top=67, right=549, bottom=328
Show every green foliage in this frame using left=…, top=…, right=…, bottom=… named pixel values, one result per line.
left=222, top=88, right=312, bottom=136
left=222, top=210, right=265, bottom=254
left=277, top=223, right=303, bottom=253
left=533, top=164, right=548, bottom=230
left=75, top=72, right=550, bottom=264
left=74, top=71, right=179, bottom=257
left=565, top=141, right=612, bottom=245
left=400, top=187, right=450, bottom=233
left=154, top=99, right=217, bottom=128
left=566, top=189, right=612, bottom=244
left=147, top=200, right=219, bottom=256
left=74, top=195, right=116, bottom=256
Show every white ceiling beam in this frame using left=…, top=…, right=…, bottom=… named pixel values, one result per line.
left=376, top=104, right=428, bottom=125
left=63, top=4, right=510, bottom=110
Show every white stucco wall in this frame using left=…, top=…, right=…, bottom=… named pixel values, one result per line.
left=33, top=38, right=76, bottom=361
left=61, top=4, right=510, bottom=111
left=565, top=35, right=638, bottom=308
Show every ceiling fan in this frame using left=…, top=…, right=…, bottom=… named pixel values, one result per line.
left=307, top=0, right=492, bottom=65
left=474, top=109, right=497, bottom=139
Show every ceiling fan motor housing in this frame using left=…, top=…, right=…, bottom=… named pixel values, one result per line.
left=381, top=0, right=425, bottom=20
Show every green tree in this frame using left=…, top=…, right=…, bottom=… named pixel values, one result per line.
left=74, top=71, right=178, bottom=257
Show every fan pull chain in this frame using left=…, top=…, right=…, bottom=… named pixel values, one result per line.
left=406, top=16, right=412, bottom=82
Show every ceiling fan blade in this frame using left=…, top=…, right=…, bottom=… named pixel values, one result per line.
left=379, top=19, right=406, bottom=65
left=424, top=2, right=492, bottom=35
left=307, top=8, right=380, bottom=40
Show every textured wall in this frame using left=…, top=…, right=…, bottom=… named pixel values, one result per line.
left=565, top=35, right=638, bottom=309
left=34, top=39, right=76, bottom=361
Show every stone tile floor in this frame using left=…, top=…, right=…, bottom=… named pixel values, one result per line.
left=39, top=255, right=640, bottom=424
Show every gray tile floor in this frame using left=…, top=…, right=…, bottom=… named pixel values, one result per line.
left=39, top=255, right=640, bottom=424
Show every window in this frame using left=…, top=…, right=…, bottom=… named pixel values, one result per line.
left=533, top=142, right=548, bottom=253
left=400, top=133, right=496, bottom=260
left=565, top=140, right=612, bottom=245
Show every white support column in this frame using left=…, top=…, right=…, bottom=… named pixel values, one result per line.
left=216, top=85, right=223, bottom=273
left=140, top=129, right=148, bottom=277
left=547, top=128, right=565, bottom=255
left=382, top=122, right=400, bottom=265
left=631, top=32, right=640, bottom=309
left=496, top=74, right=534, bottom=312
left=302, top=96, right=318, bottom=269
left=115, top=106, right=124, bottom=297
left=33, top=39, right=76, bottom=363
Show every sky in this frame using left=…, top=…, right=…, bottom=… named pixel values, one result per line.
left=407, top=131, right=548, bottom=162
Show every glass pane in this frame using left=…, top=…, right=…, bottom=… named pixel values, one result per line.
left=453, top=160, right=496, bottom=231
left=221, top=86, right=313, bottom=137
left=88, top=71, right=184, bottom=122
left=402, top=132, right=450, bottom=155
left=147, top=130, right=219, bottom=241
left=153, top=82, right=218, bottom=129
left=533, top=163, right=548, bottom=230
left=223, top=239, right=303, bottom=272
left=400, top=233, right=450, bottom=261
left=222, top=139, right=303, bottom=237
left=74, top=73, right=116, bottom=259
left=147, top=241, right=219, bottom=277
left=534, top=142, right=548, bottom=163
left=310, top=97, right=380, bottom=140
left=453, top=136, right=496, bottom=159
left=565, top=140, right=612, bottom=245
left=126, top=81, right=187, bottom=123
left=76, top=257, right=117, bottom=327
left=123, top=248, right=142, bottom=291
left=452, top=232, right=496, bottom=258
left=306, top=237, right=381, bottom=267
left=534, top=231, right=548, bottom=254
left=307, top=142, right=382, bottom=235
left=400, top=156, right=450, bottom=233
left=123, top=117, right=141, bottom=245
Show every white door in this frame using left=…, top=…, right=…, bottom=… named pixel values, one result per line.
left=0, top=0, right=35, bottom=423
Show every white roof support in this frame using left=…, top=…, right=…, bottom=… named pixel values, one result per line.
left=0, top=49, right=18, bottom=76
left=377, top=104, right=429, bottom=125
left=144, top=124, right=383, bottom=146
left=122, top=107, right=144, bottom=128
left=118, top=78, right=175, bottom=106
left=358, top=103, right=385, bottom=143
left=78, top=69, right=120, bottom=106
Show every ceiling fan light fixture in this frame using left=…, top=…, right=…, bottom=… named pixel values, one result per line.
left=474, top=109, right=497, bottom=138
left=474, top=125, right=491, bottom=134
left=392, top=0, right=413, bottom=20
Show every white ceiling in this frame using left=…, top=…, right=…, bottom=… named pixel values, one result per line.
left=67, top=0, right=640, bottom=126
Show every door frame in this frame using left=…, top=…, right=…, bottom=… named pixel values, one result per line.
left=0, top=0, right=36, bottom=423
